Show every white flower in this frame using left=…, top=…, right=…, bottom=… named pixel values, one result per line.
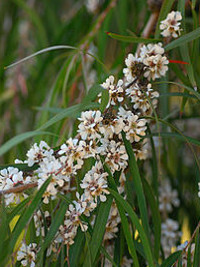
left=79, top=140, right=98, bottom=159
left=17, top=242, right=37, bottom=267
left=126, top=83, right=159, bottom=114
left=139, top=43, right=169, bottom=81
left=75, top=192, right=97, bottom=217
left=100, top=115, right=124, bottom=139
left=118, top=107, right=147, bottom=143
left=58, top=138, right=84, bottom=169
left=100, top=76, right=124, bottom=107
left=26, top=141, right=54, bottom=167
left=198, top=182, right=200, bottom=197
left=80, top=161, right=109, bottom=202
left=140, top=42, right=165, bottom=58
left=159, top=180, right=180, bottom=213
left=123, top=53, right=142, bottom=82
left=143, top=54, right=169, bottom=80
left=78, top=110, right=103, bottom=140
left=98, top=139, right=128, bottom=173
left=0, top=167, right=30, bottom=205
left=37, top=157, right=67, bottom=204
left=59, top=201, right=88, bottom=245
left=160, top=11, right=182, bottom=38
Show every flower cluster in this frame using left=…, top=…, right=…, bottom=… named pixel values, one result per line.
left=123, top=42, right=169, bottom=81
left=160, top=11, right=182, bottom=38
left=1, top=9, right=189, bottom=266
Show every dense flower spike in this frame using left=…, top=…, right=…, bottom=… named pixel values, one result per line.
left=160, top=11, right=182, bottom=38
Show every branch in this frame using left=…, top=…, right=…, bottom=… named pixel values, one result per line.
left=0, top=182, right=38, bottom=196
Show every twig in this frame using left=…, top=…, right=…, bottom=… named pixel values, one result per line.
left=0, top=182, right=38, bottom=196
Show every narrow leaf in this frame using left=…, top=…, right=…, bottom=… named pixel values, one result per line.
left=107, top=32, right=160, bottom=43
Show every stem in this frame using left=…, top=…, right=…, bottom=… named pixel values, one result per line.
left=0, top=182, right=37, bottom=196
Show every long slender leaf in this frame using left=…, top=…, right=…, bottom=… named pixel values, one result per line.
left=160, top=251, right=182, bottom=267
left=83, top=196, right=113, bottom=267
left=109, top=189, right=155, bottom=267
left=5, top=45, right=78, bottom=69
left=0, top=131, right=55, bottom=157
left=143, top=179, right=161, bottom=261
left=107, top=32, right=160, bottom=43
left=122, top=132, right=150, bottom=241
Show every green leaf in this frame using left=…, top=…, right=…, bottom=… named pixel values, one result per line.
left=122, top=132, right=150, bottom=241
left=69, top=230, right=85, bottom=267
left=103, top=164, right=139, bottom=266
left=100, top=89, right=109, bottom=112
left=107, top=32, right=160, bottom=43
left=165, top=27, right=200, bottom=51
left=0, top=163, right=38, bottom=171
left=82, top=84, right=104, bottom=104
left=155, top=81, right=200, bottom=101
left=155, top=0, right=175, bottom=38
left=0, top=131, right=55, bottom=157
left=83, top=196, right=113, bottom=267
left=7, top=197, right=31, bottom=222
left=148, top=132, right=200, bottom=147
left=109, top=189, right=155, bottom=267
left=143, top=179, right=161, bottom=261
left=5, top=45, right=78, bottom=69
left=116, top=203, right=139, bottom=267
left=160, top=251, right=182, bottom=267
